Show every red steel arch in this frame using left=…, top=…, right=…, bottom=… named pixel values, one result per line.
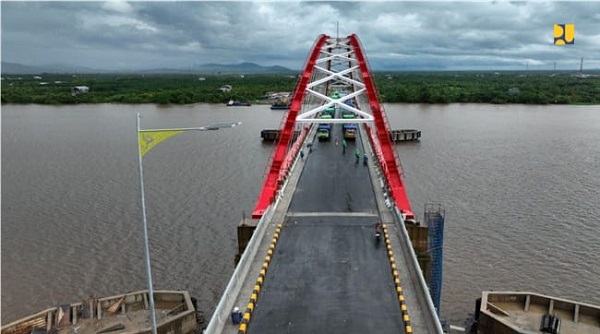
left=252, top=34, right=329, bottom=219
left=348, top=34, right=413, bottom=219
left=252, top=34, right=413, bottom=220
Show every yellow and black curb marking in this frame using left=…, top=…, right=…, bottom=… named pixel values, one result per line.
left=382, top=224, right=413, bottom=334
left=238, top=223, right=283, bottom=334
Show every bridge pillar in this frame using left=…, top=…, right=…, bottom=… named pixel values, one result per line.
left=235, top=218, right=258, bottom=265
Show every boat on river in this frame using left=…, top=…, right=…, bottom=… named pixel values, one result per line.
left=473, top=291, right=600, bottom=334
left=226, top=99, right=251, bottom=107
left=269, top=99, right=290, bottom=110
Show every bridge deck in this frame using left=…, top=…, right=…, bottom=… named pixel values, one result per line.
left=249, top=216, right=403, bottom=334
left=247, top=124, right=403, bottom=334
left=210, top=123, right=438, bottom=334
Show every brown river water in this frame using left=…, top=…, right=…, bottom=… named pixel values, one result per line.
left=2, top=103, right=599, bottom=327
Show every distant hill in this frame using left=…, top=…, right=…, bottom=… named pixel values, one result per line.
left=139, top=62, right=293, bottom=74
left=2, top=62, right=46, bottom=75
left=1, top=61, right=102, bottom=74
left=193, top=62, right=292, bottom=74
left=2, top=61, right=293, bottom=75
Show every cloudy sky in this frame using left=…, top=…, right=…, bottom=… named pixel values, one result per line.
left=2, top=1, right=599, bottom=71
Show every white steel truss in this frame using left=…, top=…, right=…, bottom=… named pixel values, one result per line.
left=295, top=37, right=375, bottom=124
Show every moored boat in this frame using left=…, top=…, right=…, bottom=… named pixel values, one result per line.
left=270, top=99, right=289, bottom=110
left=473, top=291, right=600, bottom=334
left=226, top=99, right=251, bottom=107
left=1, top=290, right=200, bottom=334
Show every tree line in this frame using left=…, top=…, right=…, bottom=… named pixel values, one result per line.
left=2, top=71, right=599, bottom=105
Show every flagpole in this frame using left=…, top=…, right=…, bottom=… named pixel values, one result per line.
left=135, top=115, right=240, bottom=334
left=138, top=121, right=242, bottom=133
left=136, top=112, right=158, bottom=334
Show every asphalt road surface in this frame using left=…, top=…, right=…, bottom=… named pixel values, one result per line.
left=248, top=124, right=405, bottom=334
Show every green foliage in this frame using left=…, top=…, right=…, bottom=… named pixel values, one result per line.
left=373, top=71, right=600, bottom=105
left=0, top=73, right=297, bottom=105
left=2, top=71, right=599, bottom=105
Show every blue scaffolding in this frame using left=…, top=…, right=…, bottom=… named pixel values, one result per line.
left=425, top=203, right=445, bottom=317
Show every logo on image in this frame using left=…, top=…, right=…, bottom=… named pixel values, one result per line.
left=554, top=24, right=574, bottom=45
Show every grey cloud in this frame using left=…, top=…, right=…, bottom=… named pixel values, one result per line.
left=2, top=1, right=598, bottom=71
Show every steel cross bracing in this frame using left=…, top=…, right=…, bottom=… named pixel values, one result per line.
left=296, top=37, right=374, bottom=124
left=252, top=34, right=414, bottom=221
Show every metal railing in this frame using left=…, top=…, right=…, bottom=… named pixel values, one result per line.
left=205, top=131, right=310, bottom=333
left=391, top=205, right=445, bottom=333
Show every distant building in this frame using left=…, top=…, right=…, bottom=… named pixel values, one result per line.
left=198, top=77, right=206, bottom=81
left=573, top=73, right=591, bottom=78
left=507, top=87, right=520, bottom=95
left=33, top=76, right=42, bottom=80
left=71, top=86, right=89, bottom=96
left=218, top=85, right=232, bottom=92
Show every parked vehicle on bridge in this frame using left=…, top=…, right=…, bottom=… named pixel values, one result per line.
left=341, top=98, right=356, bottom=118
left=341, top=109, right=356, bottom=119
left=342, top=124, right=357, bottom=140
left=317, top=123, right=332, bottom=141
left=319, top=113, right=333, bottom=120
left=323, top=107, right=335, bottom=118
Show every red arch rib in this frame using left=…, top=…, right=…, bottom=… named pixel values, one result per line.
left=348, top=34, right=414, bottom=219
left=252, top=34, right=329, bottom=218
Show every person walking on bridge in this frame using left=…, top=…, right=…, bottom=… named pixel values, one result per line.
left=354, top=148, right=361, bottom=164
left=342, top=139, right=347, bottom=153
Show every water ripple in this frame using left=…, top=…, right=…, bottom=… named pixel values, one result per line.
left=2, top=103, right=599, bottom=326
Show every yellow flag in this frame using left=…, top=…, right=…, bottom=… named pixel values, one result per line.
left=139, top=130, right=184, bottom=157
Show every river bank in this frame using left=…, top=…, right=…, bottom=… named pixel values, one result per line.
left=2, top=71, right=599, bottom=105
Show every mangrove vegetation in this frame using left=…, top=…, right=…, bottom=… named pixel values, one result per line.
left=2, top=71, right=599, bottom=105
